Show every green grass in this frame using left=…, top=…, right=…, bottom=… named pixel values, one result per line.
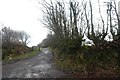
left=3, top=50, right=40, bottom=65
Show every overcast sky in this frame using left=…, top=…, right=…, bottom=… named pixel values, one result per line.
left=0, top=0, right=120, bottom=47
left=0, top=0, right=49, bottom=47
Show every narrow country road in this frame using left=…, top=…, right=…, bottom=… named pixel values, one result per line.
left=2, top=48, right=66, bottom=78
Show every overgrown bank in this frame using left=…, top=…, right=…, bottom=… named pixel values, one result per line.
left=53, top=45, right=120, bottom=78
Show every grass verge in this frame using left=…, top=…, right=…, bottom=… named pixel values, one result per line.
left=2, top=50, right=40, bottom=65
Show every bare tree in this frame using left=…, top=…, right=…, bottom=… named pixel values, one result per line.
left=98, top=0, right=108, bottom=41
left=2, top=27, right=30, bottom=47
left=19, top=31, right=30, bottom=45
left=69, top=0, right=79, bottom=38
left=2, top=27, right=13, bottom=48
left=113, top=0, right=120, bottom=39
left=83, top=2, right=90, bottom=39
left=89, top=0, right=95, bottom=39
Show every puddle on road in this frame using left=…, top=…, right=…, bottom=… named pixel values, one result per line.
left=44, top=50, right=49, bottom=54
left=33, top=64, right=51, bottom=70
left=25, top=73, right=39, bottom=78
left=25, top=73, right=31, bottom=78
left=32, top=73, right=39, bottom=76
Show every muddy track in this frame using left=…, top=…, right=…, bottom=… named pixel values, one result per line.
left=2, top=48, right=66, bottom=78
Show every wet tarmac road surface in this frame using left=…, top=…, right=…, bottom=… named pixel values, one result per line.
left=2, top=48, right=66, bottom=78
